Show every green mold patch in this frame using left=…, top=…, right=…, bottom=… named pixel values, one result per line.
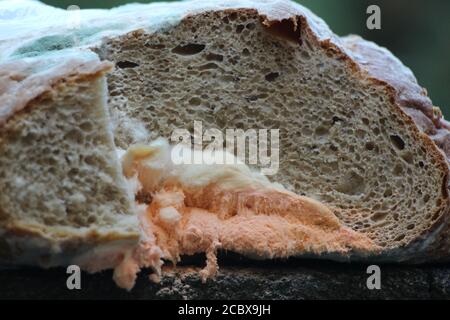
left=13, top=34, right=77, bottom=59
left=11, top=24, right=126, bottom=59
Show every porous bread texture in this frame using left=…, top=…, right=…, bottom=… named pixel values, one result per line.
left=0, top=63, right=139, bottom=265
left=96, top=9, right=449, bottom=260
left=342, top=35, right=450, bottom=163
left=340, top=35, right=450, bottom=260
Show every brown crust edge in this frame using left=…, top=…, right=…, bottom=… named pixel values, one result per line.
left=0, top=60, right=113, bottom=128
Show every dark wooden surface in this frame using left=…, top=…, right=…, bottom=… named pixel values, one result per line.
left=1, top=255, right=449, bottom=300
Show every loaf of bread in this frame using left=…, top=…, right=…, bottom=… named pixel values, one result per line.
left=0, top=0, right=449, bottom=290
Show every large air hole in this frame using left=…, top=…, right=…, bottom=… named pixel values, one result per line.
left=365, top=142, right=375, bottom=151
left=265, top=72, right=279, bottom=82
left=264, top=17, right=303, bottom=45
left=116, top=61, right=139, bottom=69
left=390, top=135, right=405, bottom=150
left=172, top=43, right=206, bottom=55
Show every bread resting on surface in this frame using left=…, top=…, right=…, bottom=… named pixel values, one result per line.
left=0, top=0, right=449, bottom=289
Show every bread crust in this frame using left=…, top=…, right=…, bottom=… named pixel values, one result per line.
left=0, top=57, right=113, bottom=127
left=0, top=224, right=137, bottom=269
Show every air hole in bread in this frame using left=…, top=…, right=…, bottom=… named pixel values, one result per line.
left=146, top=43, right=165, bottom=50
left=332, top=116, right=343, bottom=124
left=264, top=72, right=279, bottom=82
left=116, top=60, right=140, bottom=69
left=365, top=142, right=375, bottom=151
left=246, top=22, right=256, bottom=30
left=172, top=43, right=206, bottom=55
left=264, top=17, right=303, bottom=45
left=205, top=53, right=224, bottom=62
left=383, top=189, right=393, bottom=197
left=390, top=135, right=406, bottom=150
left=189, top=97, right=202, bottom=106
left=197, top=62, right=219, bottom=70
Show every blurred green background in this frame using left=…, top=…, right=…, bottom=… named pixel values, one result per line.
left=43, top=0, right=450, bottom=117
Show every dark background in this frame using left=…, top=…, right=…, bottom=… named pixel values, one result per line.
left=42, top=0, right=450, bottom=118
